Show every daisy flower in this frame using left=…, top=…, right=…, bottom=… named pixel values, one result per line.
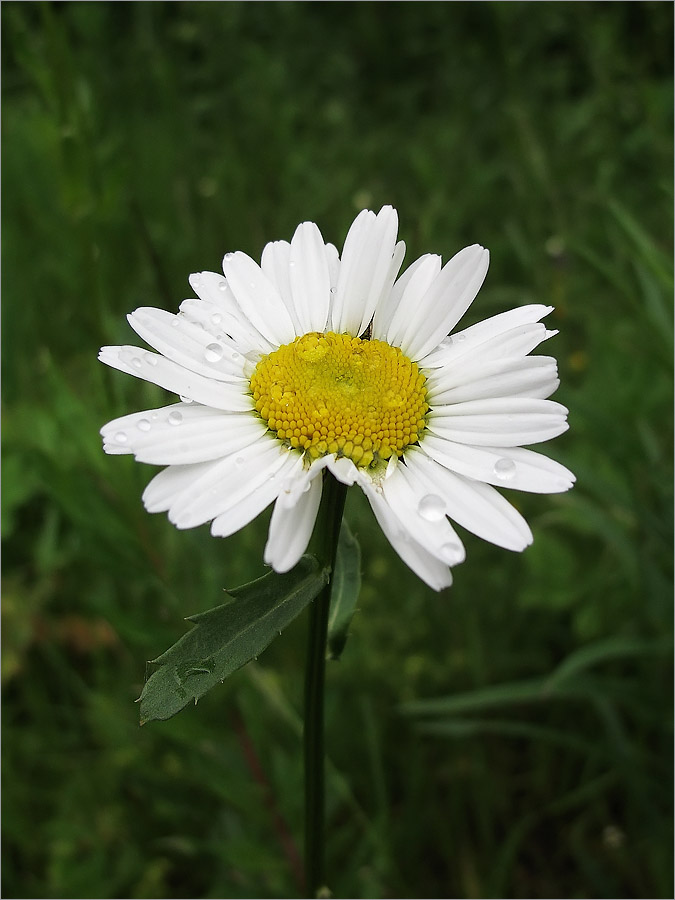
left=99, top=206, right=574, bottom=590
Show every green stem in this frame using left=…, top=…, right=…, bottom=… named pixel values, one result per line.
left=304, top=473, right=347, bottom=898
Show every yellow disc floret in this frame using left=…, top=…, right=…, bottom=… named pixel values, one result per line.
left=249, top=332, right=428, bottom=469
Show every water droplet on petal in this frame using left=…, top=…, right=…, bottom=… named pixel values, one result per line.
left=211, top=313, right=223, bottom=326
left=145, top=353, right=158, bottom=366
left=218, top=281, right=227, bottom=291
left=131, top=357, right=142, bottom=370
left=456, top=333, right=467, bottom=343
left=302, top=482, right=311, bottom=493
left=114, top=431, right=128, bottom=443
left=168, top=410, right=183, bottom=426
left=137, top=419, right=151, bottom=432
left=440, top=541, right=462, bottom=563
left=179, top=395, right=193, bottom=404
left=204, top=342, right=224, bottom=363
left=418, top=494, right=446, bottom=522
left=493, top=457, right=516, bottom=480
left=249, top=281, right=256, bottom=289
left=223, top=252, right=234, bottom=263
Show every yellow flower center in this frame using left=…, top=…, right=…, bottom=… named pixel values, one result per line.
left=250, top=332, right=428, bottom=469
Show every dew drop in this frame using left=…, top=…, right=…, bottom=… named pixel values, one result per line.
left=204, top=342, right=224, bottom=363
left=231, top=351, right=240, bottom=360
left=249, top=281, right=256, bottom=289
left=493, top=457, right=516, bottom=480
left=137, top=419, right=151, bottom=432
left=302, top=482, right=311, bottom=493
left=168, top=410, right=183, bottom=426
left=144, top=352, right=158, bottom=366
left=114, top=431, right=128, bottom=443
left=289, top=260, right=296, bottom=268
left=131, top=357, right=142, bottom=370
left=440, top=541, right=462, bottom=563
left=218, top=281, right=227, bottom=291
left=456, top=333, right=467, bottom=343
left=179, top=395, right=193, bottom=404
left=223, top=252, right=234, bottom=263
left=418, top=494, right=446, bottom=522
left=211, top=313, right=223, bottom=326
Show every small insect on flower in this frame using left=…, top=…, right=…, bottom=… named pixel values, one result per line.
left=99, top=207, right=574, bottom=590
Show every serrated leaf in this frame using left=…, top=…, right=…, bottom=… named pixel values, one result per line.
left=139, top=555, right=328, bottom=724
left=327, top=519, right=361, bottom=660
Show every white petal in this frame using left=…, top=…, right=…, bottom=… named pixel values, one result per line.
left=357, top=475, right=453, bottom=591
left=210, top=451, right=304, bottom=538
left=264, top=473, right=323, bottom=572
left=372, top=239, right=406, bottom=335
left=401, top=245, right=490, bottom=361
left=428, top=397, right=569, bottom=446
left=326, top=455, right=360, bottom=485
left=427, top=356, right=560, bottom=404
left=167, top=436, right=295, bottom=529
left=223, top=252, right=297, bottom=346
left=419, top=306, right=554, bottom=368
left=127, top=307, right=246, bottom=381
left=420, top=434, right=576, bottom=493
left=374, top=254, right=441, bottom=347
left=188, top=271, right=273, bottom=355
left=289, top=221, right=331, bottom=333
left=260, top=240, right=301, bottom=332
left=331, top=206, right=401, bottom=336
left=98, top=344, right=249, bottom=409
left=101, top=402, right=266, bottom=465
left=406, top=449, right=533, bottom=551
left=381, top=462, right=466, bottom=565
left=276, top=454, right=333, bottom=504
left=142, top=460, right=219, bottom=513
left=98, top=346, right=253, bottom=411
left=325, top=242, right=340, bottom=292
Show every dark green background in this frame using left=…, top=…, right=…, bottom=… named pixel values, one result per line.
left=3, top=2, right=672, bottom=898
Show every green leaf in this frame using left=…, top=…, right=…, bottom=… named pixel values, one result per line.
left=545, top=634, right=672, bottom=689
left=327, top=519, right=361, bottom=661
left=416, top=717, right=601, bottom=757
left=139, top=555, right=329, bottom=724
left=399, top=677, right=560, bottom=718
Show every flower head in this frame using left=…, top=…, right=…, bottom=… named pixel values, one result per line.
left=99, top=207, right=574, bottom=589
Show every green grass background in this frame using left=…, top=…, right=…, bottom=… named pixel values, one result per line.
left=2, top=2, right=672, bottom=898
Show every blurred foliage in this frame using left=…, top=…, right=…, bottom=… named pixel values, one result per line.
left=2, top=2, right=672, bottom=898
